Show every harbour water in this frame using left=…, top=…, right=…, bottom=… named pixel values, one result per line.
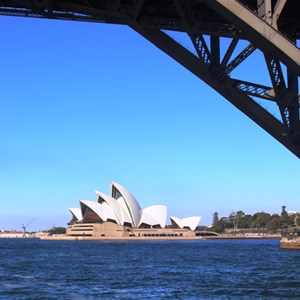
left=0, top=238, right=299, bottom=299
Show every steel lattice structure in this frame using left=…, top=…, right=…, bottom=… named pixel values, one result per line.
left=1, top=0, right=300, bottom=158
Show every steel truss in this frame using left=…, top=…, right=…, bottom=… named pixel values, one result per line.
left=0, top=0, right=300, bottom=157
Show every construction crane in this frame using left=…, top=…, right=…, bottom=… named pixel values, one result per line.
left=22, top=218, right=35, bottom=237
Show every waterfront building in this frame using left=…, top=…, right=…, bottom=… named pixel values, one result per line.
left=67, top=182, right=201, bottom=238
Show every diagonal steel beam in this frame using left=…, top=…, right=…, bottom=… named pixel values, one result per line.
left=173, top=0, right=214, bottom=71
left=234, top=80, right=276, bottom=101
left=221, top=38, right=238, bottom=68
left=265, top=55, right=300, bottom=142
left=225, top=43, right=256, bottom=75
left=130, top=26, right=300, bottom=158
left=205, top=0, right=300, bottom=76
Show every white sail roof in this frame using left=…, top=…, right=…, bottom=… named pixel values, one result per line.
left=116, top=197, right=133, bottom=225
left=96, top=191, right=122, bottom=225
left=111, top=181, right=141, bottom=227
left=80, top=200, right=106, bottom=222
left=68, top=208, right=82, bottom=222
left=170, top=216, right=183, bottom=228
left=182, top=216, right=201, bottom=231
left=69, top=181, right=201, bottom=230
left=139, top=205, right=167, bottom=228
left=170, top=216, right=201, bottom=231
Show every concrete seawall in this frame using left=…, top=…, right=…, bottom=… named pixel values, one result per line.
left=40, top=235, right=205, bottom=241
left=280, top=237, right=300, bottom=250
left=40, top=235, right=280, bottom=241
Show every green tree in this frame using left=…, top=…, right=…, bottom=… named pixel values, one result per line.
left=251, top=212, right=271, bottom=229
left=196, top=225, right=209, bottom=231
left=212, top=212, right=219, bottom=226
left=239, top=214, right=253, bottom=228
left=220, top=217, right=231, bottom=229
left=210, top=217, right=228, bottom=233
left=280, top=206, right=293, bottom=227
left=213, top=224, right=225, bottom=233
left=235, top=210, right=245, bottom=229
left=228, top=211, right=245, bottom=229
left=49, top=227, right=66, bottom=235
left=281, top=206, right=288, bottom=217
left=267, top=214, right=281, bottom=232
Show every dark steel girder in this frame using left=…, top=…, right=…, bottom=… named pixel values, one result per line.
left=234, top=80, right=275, bottom=101
left=131, top=27, right=299, bottom=157
left=0, top=0, right=300, bottom=157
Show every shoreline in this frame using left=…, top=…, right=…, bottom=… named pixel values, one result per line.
left=39, top=235, right=280, bottom=241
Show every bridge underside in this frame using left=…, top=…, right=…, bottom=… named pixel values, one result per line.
left=1, top=0, right=300, bottom=158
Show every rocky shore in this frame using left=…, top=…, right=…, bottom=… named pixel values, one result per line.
left=280, top=236, right=300, bottom=249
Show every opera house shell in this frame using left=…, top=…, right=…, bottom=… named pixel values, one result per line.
left=67, top=182, right=201, bottom=238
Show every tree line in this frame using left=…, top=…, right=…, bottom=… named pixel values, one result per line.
left=48, top=226, right=66, bottom=235
left=206, top=206, right=299, bottom=234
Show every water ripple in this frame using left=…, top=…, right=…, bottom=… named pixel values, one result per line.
left=0, top=239, right=299, bottom=299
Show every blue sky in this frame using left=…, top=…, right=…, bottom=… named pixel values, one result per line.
left=0, top=16, right=299, bottom=231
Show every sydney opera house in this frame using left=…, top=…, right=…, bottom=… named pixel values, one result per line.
left=67, top=182, right=201, bottom=238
